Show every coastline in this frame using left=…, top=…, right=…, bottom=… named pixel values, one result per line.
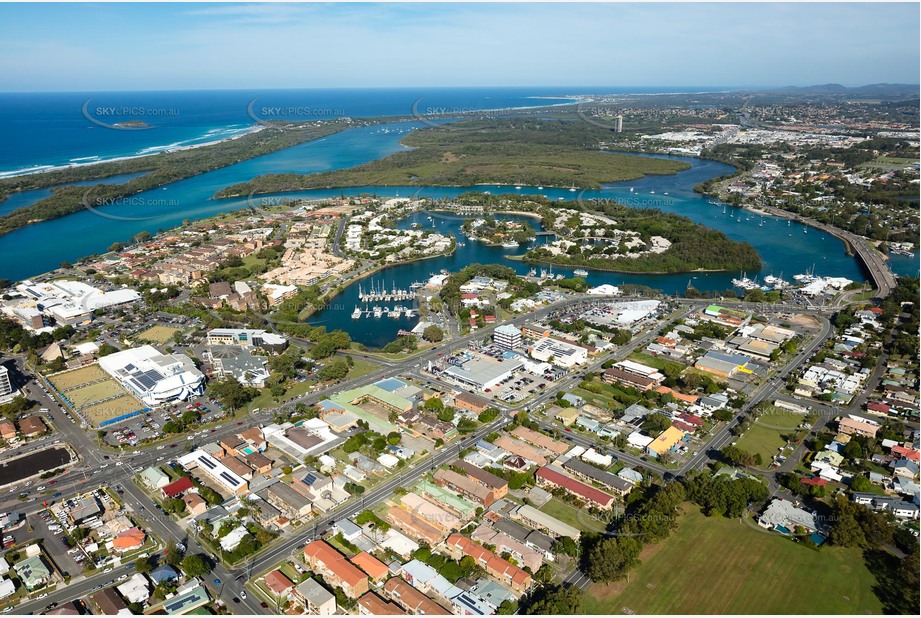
left=0, top=125, right=265, bottom=181
left=509, top=253, right=728, bottom=275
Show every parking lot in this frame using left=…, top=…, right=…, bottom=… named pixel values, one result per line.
left=102, top=395, right=226, bottom=448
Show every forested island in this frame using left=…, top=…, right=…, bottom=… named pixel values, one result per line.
left=0, top=120, right=358, bottom=237
left=444, top=193, right=762, bottom=274
left=214, top=116, right=691, bottom=197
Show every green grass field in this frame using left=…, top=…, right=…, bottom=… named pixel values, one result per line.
left=83, top=394, right=144, bottom=424
left=584, top=507, right=882, bottom=615
left=735, top=410, right=804, bottom=467
left=627, top=352, right=686, bottom=374
left=539, top=498, right=607, bottom=534
left=47, top=364, right=109, bottom=390
left=134, top=324, right=181, bottom=344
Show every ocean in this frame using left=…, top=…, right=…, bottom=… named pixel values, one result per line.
left=0, top=87, right=700, bottom=177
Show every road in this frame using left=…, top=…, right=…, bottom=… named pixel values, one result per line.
left=0, top=293, right=867, bottom=611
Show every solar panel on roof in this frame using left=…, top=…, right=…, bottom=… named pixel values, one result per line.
left=199, top=457, right=217, bottom=469
left=220, top=472, right=240, bottom=486
left=124, top=364, right=135, bottom=371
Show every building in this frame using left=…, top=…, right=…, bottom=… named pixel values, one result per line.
left=14, top=555, right=51, bottom=591
left=602, top=360, right=665, bottom=391
left=18, top=416, right=46, bottom=438
left=0, top=366, right=12, bottom=403
left=510, top=426, right=570, bottom=455
left=528, top=338, right=587, bottom=368
left=493, top=324, right=522, bottom=350
left=493, top=436, right=547, bottom=467
left=382, top=576, right=451, bottom=615
left=8, top=279, right=139, bottom=327
left=453, top=392, right=491, bottom=415
left=647, top=426, right=687, bottom=459
left=452, top=459, right=509, bottom=499
left=91, top=588, right=130, bottom=615
left=433, top=469, right=496, bottom=507
left=303, top=540, right=369, bottom=599
left=139, top=466, right=171, bottom=489
left=262, top=481, right=313, bottom=519
left=264, top=569, right=296, bottom=597
left=535, top=466, right=615, bottom=510
left=0, top=419, right=15, bottom=442
left=386, top=505, right=445, bottom=546
left=113, top=528, right=146, bottom=553
left=839, top=416, right=880, bottom=439
left=161, top=477, right=195, bottom=499
left=444, top=534, right=532, bottom=594
left=177, top=450, right=249, bottom=496
left=209, top=345, right=270, bottom=387
left=149, top=565, right=180, bottom=585
left=117, top=572, right=151, bottom=604
left=350, top=551, right=389, bottom=582
left=142, top=584, right=209, bottom=615
left=442, top=355, right=524, bottom=392
left=98, top=345, right=205, bottom=405
left=521, top=323, right=551, bottom=340
left=758, top=498, right=818, bottom=533
left=562, top=458, right=633, bottom=495
left=357, top=592, right=403, bottom=615
left=694, top=351, right=753, bottom=379
left=206, top=328, right=288, bottom=352
left=294, top=577, right=337, bottom=615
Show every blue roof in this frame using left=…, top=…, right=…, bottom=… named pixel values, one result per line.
left=318, top=400, right=346, bottom=412
left=150, top=564, right=179, bottom=583
left=374, top=378, right=406, bottom=392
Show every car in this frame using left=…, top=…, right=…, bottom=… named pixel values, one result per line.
left=232, top=597, right=240, bottom=604
left=236, top=421, right=243, bottom=426
left=103, top=455, right=110, bottom=459
left=103, top=567, right=113, bottom=573
left=53, top=492, right=62, bottom=497
left=170, top=444, right=177, bottom=448
left=115, top=462, right=124, bottom=466
left=119, top=574, right=129, bottom=581
left=210, top=429, right=216, bottom=432
left=3, top=605, right=13, bottom=612
left=157, top=457, right=164, bottom=462
left=37, top=486, right=46, bottom=491
left=48, top=480, right=56, bottom=485
left=240, top=591, right=247, bottom=600
left=38, top=593, right=48, bottom=599
left=260, top=602, right=269, bottom=609
left=100, top=464, right=108, bottom=469
left=157, top=446, right=165, bottom=450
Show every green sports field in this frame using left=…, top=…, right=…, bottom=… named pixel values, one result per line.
left=734, top=410, right=805, bottom=468
left=584, top=507, right=882, bottom=615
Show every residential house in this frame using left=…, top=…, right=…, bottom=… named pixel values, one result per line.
left=443, top=534, right=532, bottom=595
left=303, top=540, right=369, bottom=599
left=294, top=577, right=337, bottom=615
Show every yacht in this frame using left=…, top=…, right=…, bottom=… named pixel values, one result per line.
left=501, top=241, right=520, bottom=248
left=803, top=228, right=807, bottom=234
left=351, top=306, right=362, bottom=319
left=573, top=269, right=589, bottom=277
left=537, top=186, right=544, bottom=190
left=372, top=306, right=383, bottom=318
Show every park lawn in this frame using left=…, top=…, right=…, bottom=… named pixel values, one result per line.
left=345, top=356, right=381, bottom=380
left=627, top=352, right=686, bottom=374
left=735, top=412, right=805, bottom=468
left=584, top=507, right=882, bottom=615
left=539, top=498, right=606, bottom=534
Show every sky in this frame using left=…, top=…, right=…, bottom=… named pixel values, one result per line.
left=0, top=1, right=918, bottom=92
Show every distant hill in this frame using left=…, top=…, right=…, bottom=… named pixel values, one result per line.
left=772, top=83, right=919, bottom=99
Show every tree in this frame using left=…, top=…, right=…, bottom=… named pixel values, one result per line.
left=134, top=556, right=153, bottom=575
left=181, top=554, right=211, bottom=579
left=842, top=439, right=864, bottom=461
left=849, top=474, right=873, bottom=493
left=521, top=584, right=585, bottom=615
left=422, top=325, right=444, bottom=343
left=387, top=431, right=402, bottom=445
left=584, top=535, right=642, bottom=583
left=164, top=541, right=183, bottom=568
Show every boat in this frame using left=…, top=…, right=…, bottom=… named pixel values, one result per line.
left=501, top=241, right=520, bottom=248
left=630, top=187, right=635, bottom=193
left=663, top=192, right=669, bottom=195
left=372, top=306, right=383, bottom=318
left=390, top=306, right=403, bottom=318
left=351, top=307, right=362, bottom=319
left=803, top=228, right=807, bottom=234
left=526, top=268, right=537, bottom=277
left=788, top=220, right=791, bottom=227
left=573, top=269, right=589, bottom=277
left=515, top=184, right=522, bottom=190
left=537, top=186, right=544, bottom=190
left=569, top=184, right=577, bottom=192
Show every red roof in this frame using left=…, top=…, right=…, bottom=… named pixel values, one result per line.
left=892, top=445, right=920, bottom=461
left=536, top=466, right=614, bottom=507
left=673, top=420, right=696, bottom=433
left=867, top=402, right=890, bottom=413
left=461, top=293, right=478, bottom=299
left=678, top=413, right=705, bottom=426
left=800, top=476, right=828, bottom=487
left=304, top=540, right=367, bottom=588
left=868, top=307, right=883, bottom=314
left=161, top=477, right=194, bottom=498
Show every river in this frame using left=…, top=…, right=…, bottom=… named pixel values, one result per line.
left=0, top=120, right=915, bottom=346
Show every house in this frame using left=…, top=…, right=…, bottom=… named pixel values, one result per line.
left=0, top=421, right=16, bottom=442
left=262, top=481, right=313, bottom=519
left=112, top=527, right=146, bottom=553
left=220, top=525, right=250, bottom=552
left=758, top=498, right=818, bottom=533
left=15, top=555, right=51, bottom=590
left=647, top=426, right=686, bottom=458
left=139, top=466, right=171, bottom=489
left=351, top=551, right=389, bottom=583
left=358, top=592, right=403, bottom=615
left=893, top=459, right=920, bottom=479
left=143, top=583, right=210, bottom=615
left=264, top=569, right=296, bottom=597
left=116, top=572, right=151, bottom=604
left=444, top=534, right=532, bottom=594
left=161, top=477, right=195, bottom=499
left=91, top=588, right=130, bottom=615
left=535, top=466, right=615, bottom=509
left=554, top=407, right=580, bottom=427
left=149, top=564, right=179, bottom=585
left=382, top=576, right=451, bottom=615
left=562, top=458, right=633, bottom=495
left=294, top=577, right=337, bottom=615
left=0, top=579, right=14, bottom=601
left=18, top=416, right=46, bottom=438
left=494, top=436, right=547, bottom=466
left=510, top=426, right=569, bottom=455
left=452, top=459, right=509, bottom=499
left=182, top=493, right=208, bottom=518
left=303, top=540, right=369, bottom=599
